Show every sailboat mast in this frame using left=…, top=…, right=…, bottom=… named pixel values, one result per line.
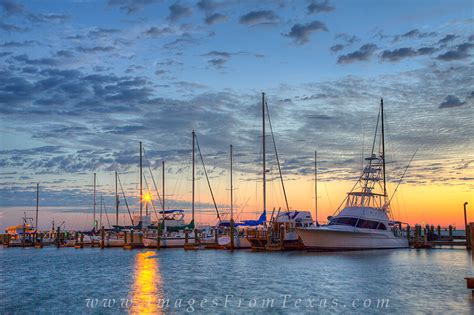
left=35, top=183, right=39, bottom=230
left=93, top=173, right=96, bottom=230
left=230, top=144, right=233, bottom=221
left=262, top=92, right=266, bottom=215
left=192, top=130, right=195, bottom=223
left=139, top=141, right=143, bottom=221
left=115, top=171, right=118, bottom=226
left=380, top=98, right=387, bottom=198
left=314, top=151, right=318, bottom=223
left=162, top=160, right=165, bottom=214
left=99, top=196, right=103, bottom=228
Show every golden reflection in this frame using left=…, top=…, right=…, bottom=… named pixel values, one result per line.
left=130, top=251, right=163, bottom=314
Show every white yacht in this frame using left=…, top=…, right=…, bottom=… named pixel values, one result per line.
left=297, top=99, right=408, bottom=250
left=142, top=210, right=197, bottom=248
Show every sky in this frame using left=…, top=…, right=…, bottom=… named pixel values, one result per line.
left=0, top=0, right=473, bottom=230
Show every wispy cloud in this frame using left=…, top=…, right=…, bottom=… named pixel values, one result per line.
left=239, top=10, right=279, bottom=26
left=337, top=43, right=377, bottom=64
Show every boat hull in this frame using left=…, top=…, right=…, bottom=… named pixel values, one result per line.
left=296, top=227, right=408, bottom=250
left=143, top=237, right=196, bottom=248
left=218, top=235, right=251, bottom=249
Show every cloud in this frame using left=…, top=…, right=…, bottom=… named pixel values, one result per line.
left=393, top=29, right=437, bottom=42
left=196, top=0, right=221, bottom=11
left=202, top=50, right=231, bottom=58
left=330, top=44, right=344, bottom=52
left=201, top=50, right=263, bottom=68
left=205, top=13, right=227, bottom=25
left=239, top=10, right=279, bottom=26
left=168, top=2, right=192, bottom=23
left=379, top=46, right=436, bottom=62
left=438, top=34, right=457, bottom=44
left=143, top=26, right=174, bottom=37
left=107, top=0, right=159, bottom=14
left=76, top=46, right=115, bottom=53
left=12, top=54, right=59, bottom=66
left=208, top=58, right=227, bottom=67
left=307, top=0, right=334, bottom=14
left=439, top=95, right=466, bottom=108
left=87, top=27, right=121, bottom=39
left=27, top=13, right=69, bottom=23
left=284, top=20, right=328, bottom=44
left=0, top=0, right=24, bottom=15
left=337, top=43, right=377, bottom=64
left=0, top=40, right=37, bottom=47
left=436, top=42, right=473, bottom=61
left=0, top=21, right=28, bottom=32
left=162, top=32, right=197, bottom=50
left=330, top=34, right=359, bottom=53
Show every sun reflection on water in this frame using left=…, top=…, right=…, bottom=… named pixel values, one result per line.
left=130, top=251, right=163, bottom=314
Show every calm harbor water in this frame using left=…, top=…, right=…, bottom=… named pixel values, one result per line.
left=1, top=248, right=473, bottom=314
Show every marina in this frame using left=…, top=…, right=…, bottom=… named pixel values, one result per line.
left=1, top=0, right=473, bottom=313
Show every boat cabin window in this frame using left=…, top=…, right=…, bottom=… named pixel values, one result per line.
left=356, top=219, right=379, bottom=229
left=377, top=223, right=387, bottom=230
left=329, top=217, right=358, bottom=226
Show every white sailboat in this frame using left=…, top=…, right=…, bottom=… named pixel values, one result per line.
left=297, top=99, right=408, bottom=250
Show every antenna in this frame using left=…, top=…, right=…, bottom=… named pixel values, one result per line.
left=381, top=98, right=387, bottom=197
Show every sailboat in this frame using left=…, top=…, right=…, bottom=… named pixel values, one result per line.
left=245, top=93, right=314, bottom=250
left=216, top=145, right=254, bottom=249
left=143, top=132, right=199, bottom=248
left=297, top=99, right=409, bottom=250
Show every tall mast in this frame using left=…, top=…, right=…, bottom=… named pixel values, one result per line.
left=192, top=130, right=195, bottom=223
left=162, top=160, right=165, bottom=214
left=230, top=144, right=233, bottom=221
left=314, top=151, right=318, bottom=224
left=115, top=171, right=119, bottom=226
left=93, top=172, right=96, bottom=230
left=139, top=141, right=143, bottom=221
left=99, top=196, right=103, bottom=228
left=380, top=98, right=387, bottom=198
left=262, top=92, right=266, bottom=215
left=35, top=183, right=39, bottom=230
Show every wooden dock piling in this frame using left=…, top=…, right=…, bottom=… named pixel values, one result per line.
left=100, top=226, right=105, bottom=249
left=156, top=229, right=161, bottom=250
left=56, top=227, right=61, bottom=248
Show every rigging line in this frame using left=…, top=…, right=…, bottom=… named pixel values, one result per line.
left=143, top=173, right=160, bottom=222
left=102, top=197, right=111, bottom=228
left=364, top=107, right=381, bottom=193
left=265, top=100, right=289, bottom=212
left=332, top=173, right=364, bottom=215
left=117, top=172, right=134, bottom=225
left=194, top=133, right=221, bottom=221
left=142, top=147, right=164, bottom=210
left=371, top=109, right=381, bottom=156
left=387, top=149, right=418, bottom=206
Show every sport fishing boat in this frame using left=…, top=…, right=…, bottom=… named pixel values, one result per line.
left=297, top=99, right=408, bottom=250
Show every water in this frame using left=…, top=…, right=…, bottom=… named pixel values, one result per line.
left=0, top=248, right=472, bottom=314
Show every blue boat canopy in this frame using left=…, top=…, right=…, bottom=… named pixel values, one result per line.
left=219, top=210, right=266, bottom=227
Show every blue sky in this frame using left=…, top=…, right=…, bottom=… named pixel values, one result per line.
left=0, top=0, right=473, bottom=228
